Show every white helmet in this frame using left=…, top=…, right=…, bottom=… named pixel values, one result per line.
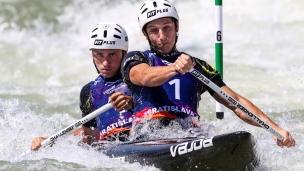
left=89, top=22, right=128, bottom=51
left=138, top=0, right=179, bottom=30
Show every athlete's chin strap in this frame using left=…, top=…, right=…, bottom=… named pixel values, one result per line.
left=93, top=59, right=100, bottom=74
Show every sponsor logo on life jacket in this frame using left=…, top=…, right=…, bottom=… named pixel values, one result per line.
left=144, top=106, right=197, bottom=117
left=100, top=117, right=133, bottom=137
left=170, top=137, right=213, bottom=157
left=103, top=85, right=116, bottom=95
left=147, top=8, right=169, bottom=18
left=94, top=39, right=116, bottom=46
left=160, top=58, right=172, bottom=66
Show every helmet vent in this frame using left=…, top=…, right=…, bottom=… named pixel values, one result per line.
left=114, top=35, right=121, bottom=39
left=164, top=3, right=171, bottom=7
left=140, top=3, right=146, bottom=10
left=141, top=8, right=147, bottom=14
left=115, top=28, right=122, bottom=33
left=153, top=1, right=157, bottom=7
left=89, top=22, right=128, bottom=51
left=92, top=28, right=98, bottom=33
left=116, top=24, right=123, bottom=30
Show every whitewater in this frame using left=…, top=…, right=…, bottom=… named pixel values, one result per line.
left=0, top=0, right=303, bottom=170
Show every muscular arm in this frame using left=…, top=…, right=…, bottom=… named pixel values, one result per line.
left=213, top=85, right=280, bottom=128
left=213, top=85, right=295, bottom=148
left=129, top=63, right=177, bottom=87
left=129, top=53, right=195, bottom=87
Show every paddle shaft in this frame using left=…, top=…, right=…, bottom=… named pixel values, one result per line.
left=189, top=68, right=284, bottom=141
left=27, top=103, right=113, bottom=153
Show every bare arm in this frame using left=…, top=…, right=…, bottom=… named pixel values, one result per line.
left=213, top=85, right=295, bottom=148
left=130, top=63, right=177, bottom=87
left=213, top=86, right=274, bottom=126
left=129, top=54, right=195, bottom=87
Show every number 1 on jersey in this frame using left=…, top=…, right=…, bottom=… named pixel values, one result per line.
left=169, top=79, right=180, bottom=100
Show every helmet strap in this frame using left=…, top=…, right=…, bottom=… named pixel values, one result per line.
left=93, top=59, right=100, bottom=74
left=122, top=50, right=126, bottom=57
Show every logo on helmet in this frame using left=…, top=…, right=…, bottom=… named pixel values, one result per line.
left=94, top=39, right=116, bottom=45
left=147, top=8, right=169, bottom=18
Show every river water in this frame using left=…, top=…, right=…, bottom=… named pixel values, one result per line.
left=0, top=0, right=303, bottom=170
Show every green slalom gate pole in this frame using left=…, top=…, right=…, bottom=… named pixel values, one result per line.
left=215, top=0, right=224, bottom=119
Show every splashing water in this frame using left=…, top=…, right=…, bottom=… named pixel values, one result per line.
left=0, top=0, right=303, bottom=170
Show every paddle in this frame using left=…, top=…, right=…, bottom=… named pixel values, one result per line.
left=189, top=68, right=284, bottom=141
left=25, top=103, right=113, bottom=153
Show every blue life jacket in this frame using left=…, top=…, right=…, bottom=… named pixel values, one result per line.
left=90, top=74, right=134, bottom=140
left=131, top=50, right=204, bottom=120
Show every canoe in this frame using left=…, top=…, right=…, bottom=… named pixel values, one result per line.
left=101, top=131, right=259, bottom=170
